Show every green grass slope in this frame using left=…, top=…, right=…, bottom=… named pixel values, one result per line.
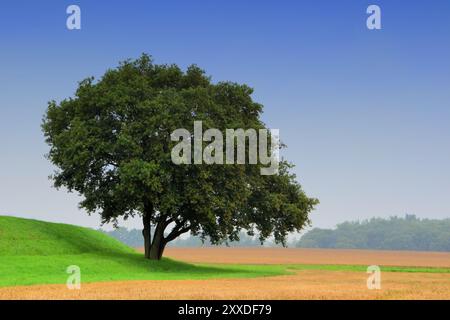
left=0, top=216, right=287, bottom=287
left=0, top=216, right=134, bottom=256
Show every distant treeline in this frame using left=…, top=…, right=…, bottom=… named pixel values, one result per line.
left=297, top=215, right=450, bottom=252
left=102, top=215, right=450, bottom=251
left=101, top=228, right=277, bottom=248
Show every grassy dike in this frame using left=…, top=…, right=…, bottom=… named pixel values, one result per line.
left=0, top=216, right=288, bottom=287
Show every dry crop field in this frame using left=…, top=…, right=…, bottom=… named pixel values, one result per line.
left=1, top=248, right=450, bottom=300
left=1, top=270, right=449, bottom=300
left=162, top=247, right=450, bottom=267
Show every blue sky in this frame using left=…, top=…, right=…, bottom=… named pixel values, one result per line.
left=0, top=0, right=449, bottom=231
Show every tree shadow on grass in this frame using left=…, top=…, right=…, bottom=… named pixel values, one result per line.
left=0, top=251, right=287, bottom=287
left=109, top=252, right=286, bottom=278
left=116, top=252, right=249, bottom=275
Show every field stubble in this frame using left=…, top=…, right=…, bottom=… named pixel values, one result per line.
left=161, top=247, right=450, bottom=267
left=2, top=248, right=450, bottom=300
left=1, top=270, right=449, bottom=300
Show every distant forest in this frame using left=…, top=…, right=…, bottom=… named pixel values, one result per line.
left=101, top=229, right=276, bottom=248
left=103, top=215, right=450, bottom=252
left=297, top=215, right=450, bottom=252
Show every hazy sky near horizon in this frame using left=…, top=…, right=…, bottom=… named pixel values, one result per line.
left=0, top=0, right=449, bottom=232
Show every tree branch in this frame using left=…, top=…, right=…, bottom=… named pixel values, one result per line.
left=165, top=222, right=191, bottom=242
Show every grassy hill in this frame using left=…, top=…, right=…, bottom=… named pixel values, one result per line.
left=0, top=216, right=134, bottom=256
left=0, top=216, right=287, bottom=287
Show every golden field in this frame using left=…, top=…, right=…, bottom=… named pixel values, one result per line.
left=1, top=248, right=450, bottom=300
left=161, top=247, right=450, bottom=267
left=1, top=270, right=449, bottom=300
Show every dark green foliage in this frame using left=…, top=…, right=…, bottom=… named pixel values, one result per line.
left=297, top=215, right=450, bottom=251
left=42, top=54, right=318, bottom=259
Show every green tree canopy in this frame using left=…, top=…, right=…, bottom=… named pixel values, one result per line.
left=42, top=54, right=318, bottom=260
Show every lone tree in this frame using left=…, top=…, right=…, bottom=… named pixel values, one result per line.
left=42, top=54, right=318, bottom=260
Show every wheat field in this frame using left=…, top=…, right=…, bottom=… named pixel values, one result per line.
left=2, top=248, right=450, bottom=300
left=1, top=269, right=449, bottom=300
left=162, top=247, right=450, bottom=267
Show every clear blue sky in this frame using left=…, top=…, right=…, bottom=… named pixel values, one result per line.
left=0, top=0, right=449, bottom=231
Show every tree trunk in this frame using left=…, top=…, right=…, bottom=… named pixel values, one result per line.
left=149, top=238, right=166, bottom=260
left=142, top=204, right=153, bottom=259
left=149, top=221, right=166, bottom=260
